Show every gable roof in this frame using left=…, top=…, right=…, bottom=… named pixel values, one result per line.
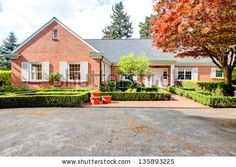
left=86, top=39, right=214, bottom=65
left=12, top=17, right=100, bottom=54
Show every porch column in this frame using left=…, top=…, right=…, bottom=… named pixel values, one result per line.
left=170, top=64, right=175, bottom=86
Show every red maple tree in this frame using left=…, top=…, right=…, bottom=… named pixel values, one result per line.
left=151, top=0, right=236, bottom=85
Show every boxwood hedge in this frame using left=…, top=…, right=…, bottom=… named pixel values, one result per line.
left=0, top=92, right=90, bottom=108
left=169, top=87, right=236, bottom=108
left=101, top=91, right=170, bottom=101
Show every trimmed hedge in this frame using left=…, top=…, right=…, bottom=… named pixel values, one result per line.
left=0, top=92, right=90, bottom=108
left=0, top=70, right=11, bottom=86
left=136, top=87, right=158, bottom=92
left=101, top=91, right=170, bottom=101
left=182, top=80, right=223, bottom=92
left=169, top=87, right=236, bottom=108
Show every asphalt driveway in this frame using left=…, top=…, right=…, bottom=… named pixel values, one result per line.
left=0, top=108, right=235, bottom=156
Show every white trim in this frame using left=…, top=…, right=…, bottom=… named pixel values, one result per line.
left=67, top=62, right=81, bottom=82
left=176, top=68, right=192, bottom=80
left=12, top=17, right=100, bottom=54
left=29, top=62, right=44, bottom=82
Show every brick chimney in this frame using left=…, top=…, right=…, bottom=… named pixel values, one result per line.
left=102, top=34, right=112, bottom=40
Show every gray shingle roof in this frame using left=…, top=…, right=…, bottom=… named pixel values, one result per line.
left=85, top=39, right=213, bottom=65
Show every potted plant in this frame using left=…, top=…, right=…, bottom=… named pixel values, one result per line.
left=49, top=73, right=62, bottom=88
left=102, top=96, right=112, bottom=104
left=90, top=96, right=101, bottom=105
left=90, top=91, right=101, bottom=97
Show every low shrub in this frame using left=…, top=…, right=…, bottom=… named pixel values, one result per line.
left=136, top=87, right=158, bottom=92
left=169, top=87, right=236, bottom=108
left=1, top=85, right=20, bottom=92
left=0, top=70, right=11, bottom=87
left=182, top=81, right=197, bottom=90
left=0, top=92, right=90, bottom=108
left=101, top=90, right=170, bottom=101
left=100, top=80, right=141, bottom=92
left=195, top=81, right=222, bottom=92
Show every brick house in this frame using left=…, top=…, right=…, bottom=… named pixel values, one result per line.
left=8, top=17, right=224, bottom=90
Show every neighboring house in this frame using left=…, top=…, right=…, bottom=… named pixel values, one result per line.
left=8, top=17, right=224, bottom=90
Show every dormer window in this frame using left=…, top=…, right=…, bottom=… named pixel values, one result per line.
left=52, top=29, right=58, bottom=39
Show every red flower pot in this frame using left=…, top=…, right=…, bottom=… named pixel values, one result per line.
left=102, top=96, right=112, bottom=104
left=90, top=97, right=101, bottom=105
left=90, top=92, right=101, bottom=97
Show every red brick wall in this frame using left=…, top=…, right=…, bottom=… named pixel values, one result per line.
left=11, top=21, right=101, bottom=90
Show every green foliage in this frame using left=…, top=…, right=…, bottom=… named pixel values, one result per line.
left=1, top=85, right=19, bottom=92
left=0, top=93, right=90, bottom=108
left=136, top=87, right=158, bottom=92
left=182, top=81, right=234, bottom=96
left=0, top=32, right=18, bottom=70
left=117, top=52, right=150, bottom=77
left=139, top=14, right=155, bottom=39
left=102, top=2, right=133, bottom=39
left=232, top=68, right=236, bottom=84
left=49, top=73, right=62, bottom=87
left=181, top=80, right=197, bottom=90
left=169, top=87, right=236, bottom=108
left=100, top=80, right=141, bottom=92
left=0, top=70, right=11, bottom=86
left=101, top=91, right=170, bottom=101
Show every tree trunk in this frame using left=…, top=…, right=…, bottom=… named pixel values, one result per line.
left=223, top=67, right=232, bottom=85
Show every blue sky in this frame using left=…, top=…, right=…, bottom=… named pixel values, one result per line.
left=0, top=0, right=153, bottom=43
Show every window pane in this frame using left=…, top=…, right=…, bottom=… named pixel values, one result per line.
left=31, top=64, right=42, bottom=80
left=178, top=69, right=184, bottom=80
left=163, top=71, right=168, bottom=79
left=216, top=70, right=223, bottom=78
left=69, top=64, right=80, bottom=80
left=185, top=69, right=192, bottom=80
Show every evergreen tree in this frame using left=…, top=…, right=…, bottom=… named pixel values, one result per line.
left=103, top=2, right=133, bottom=39
left=139, top=14, right=155, bottom=39
left=0, top=32, right=18, bottom=70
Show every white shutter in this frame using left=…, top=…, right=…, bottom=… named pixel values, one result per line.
left=59, top=62, right=68, bottom=81
left=192, top=68, right=198, bottom=80
left=174, top=68, right=178, bottom=80
left=80, top=62, right=88, bottom=82
left=42, top=62, right=49, bottom=82
left=211, top=68, right=216, bottom=78
left=21, top=62, right=29, bottom=82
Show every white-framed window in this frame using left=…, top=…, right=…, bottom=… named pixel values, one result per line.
left=216, top=69, right=223, bottom=78
left=31, top=63, right=42, bottom=81
left=52, top=29, right=58, bottom=39
left=211, top=68, right=224, bottom=79
left=177, top=69, right=192, bottom=80
left=69, top=63, right=80, bottom=81
left=162, top=70, right=168, bottom=79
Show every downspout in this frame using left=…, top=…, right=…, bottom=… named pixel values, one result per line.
left=99, top=56, right=104, bottom=86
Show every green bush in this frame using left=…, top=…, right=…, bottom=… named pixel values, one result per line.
left=169, top=87, right=236, bottom=108
left=136, top=87, right=158, bottom=92
left=101, top=91, right=170, bottom=101
left=0, top=92, right=90, bottom=108
left=100, top=80, right=141, bottom=92
left=195, top=81, right=222, bottom=92
left=182, top=81, right=197, bottom=90
left=0, top=70, right=11, bottom=87
left=1, top=85, right=20, bottom=92
left=232, top=68, right=236, bottom=84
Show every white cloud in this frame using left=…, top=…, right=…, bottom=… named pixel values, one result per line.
left=0, top=0, right=154, bottom=43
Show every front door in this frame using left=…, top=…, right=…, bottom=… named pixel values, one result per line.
left=150, top=68, right=168, bottom=88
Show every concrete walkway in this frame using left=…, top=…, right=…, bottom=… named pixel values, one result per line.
left=83, top=94, right=210, bottom=109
